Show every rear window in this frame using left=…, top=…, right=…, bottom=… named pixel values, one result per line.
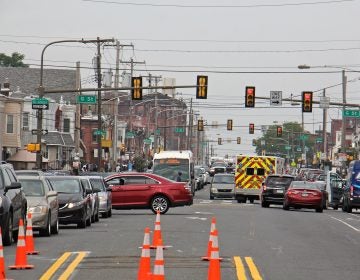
left=266, top=177, right=293, bottom=187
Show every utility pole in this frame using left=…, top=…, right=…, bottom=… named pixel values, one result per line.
left=187, top=98, right=193, bottom=150
left=153, top=75, right=161, bottom=153
left=96, top=37, right=103, bottom=171
left=74, top=61, right=81, bottom=156
left=341, top=70, right=347, bottom=153
left=322, top=89, right=328, bottom=160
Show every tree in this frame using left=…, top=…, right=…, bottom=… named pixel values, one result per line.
left=0, top=52, right=29, bottom=67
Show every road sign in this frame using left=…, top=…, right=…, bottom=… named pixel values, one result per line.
left=144, top=138, right=152, bottom=144
left=31, top=129, right=48, bottom=135
left=126, top=131, right=135, bottom=138
left=94, top=130, right=105, bottom=136
left=77, top=95, right=97, bottom=104
left=316, top=137, right=323, bottom=143
left=299, top=134, right=309, bottom=141
left=175, top=127, right=185, bottom=133
left=32, top=98, right=49, bottom=110
left=343, top=109, right=360, bottom=118
left=270, top=91, right=282, bottom=106
left=319, top=96, right=330, bottom=109
left=285, top=146, right=291, bottom=150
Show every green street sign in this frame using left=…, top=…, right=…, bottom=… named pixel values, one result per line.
left=32, top=98, right=49, bottom=110
left=144, top=138, right=151, bottom=144
left=299, top=135, right=309, bottom=141
left=126, top=131, right=135, bottom=138
left=77, top=95, right=97, bottom=104
left=175, top=127, right=185, bottom=133
left=93, top=130, right=105, bottom=136
left=285, top=146, right=291, bottom=150
left=296, top=147, right=302, bottom=152
left=343, top=110, right=360, bottom=118
left=155, top=129, right=160, bottom=135
left=316, top=137, right=323, bottom=143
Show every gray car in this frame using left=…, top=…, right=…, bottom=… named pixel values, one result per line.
left=18, top=175, right=59, bottom=236
left=87, top=176, right=112, bottom=218
left=210, top=173, right=235, bottom=200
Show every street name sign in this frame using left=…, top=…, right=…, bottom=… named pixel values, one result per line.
left=94, top=130, right=105, bottom=136
left=32, top=98, right=49, bottom=110
left=343, top=110, right=360, bottom=118
left=175, top=127, right=185, bottom=133
left=270, top=91, right=282, bottom=106
left=77, top=95, right=97, bottom=104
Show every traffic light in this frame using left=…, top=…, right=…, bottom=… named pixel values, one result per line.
left=131, top=77, right=142, bottom=100
left=197, top=119, right=204, bottom=131
left=196, top=75, right=208, bottom=99
left=218, top=138, right=222, bottom=145
left=302, top=91, right=313, bottom=112
left=245, top=86, right=255, bottom=107
left=237, top=137, right=241, bottom=144
left=227, top=119, right=233, bottom=131
left=120, top=144, right=126, bottom=155
left=252, top=139, right=257, bottom=146
left=277, top=126, right=283, bottom=137
left=249, top=123, right=255, bottom=134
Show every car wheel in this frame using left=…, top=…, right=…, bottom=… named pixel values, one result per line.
left=78, top=210, right=87, bottom=228
left=3, top=213, right=13, bottom=246
left=151, top=195, right=170, bottom=215
left=346, top=203, right=352, bottom=213
left=95, top=209, right=100, bottom=222
left=316, top=207, right=323, bottom=213
left=249, top=198, right=255, bottom=203
left=102, top=212, right=108, bottom=218
left=51, top=218, right=59, bottom=234
left=210, top=195, right=214, bottom=200
left=108, top=208, right=112, bottom=217
left=39, top=213, right=51, bottom=237
left=333, top=205, right=338, bottom=210
left=261, top=201, right=270, bottom=208
left=283, top=202, right=289, bottom=210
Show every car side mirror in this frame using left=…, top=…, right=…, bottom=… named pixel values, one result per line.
left=93, top=187, right=101, bottom=193
left=85, top=189, right=92, bottom=195
left=5, top=182, right=21, bottom=192
left=106, top=187, right=112, bottom=192
left=47, top=190, right=57, bottom=197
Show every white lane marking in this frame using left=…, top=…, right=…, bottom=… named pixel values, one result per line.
left=199, top=200, right=212, bottom=204
left=195, top=211, right=214, bottom=215
left=328, top=215, right=360, bottom=232
left=185, top=216, right=208, bottom=221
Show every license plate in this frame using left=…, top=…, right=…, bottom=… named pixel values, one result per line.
left=301, top=193, right=308, bottom=197
left=276, top=189, right=284, bottom=194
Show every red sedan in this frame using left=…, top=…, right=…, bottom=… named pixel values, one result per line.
left=283, top=181, right=324, bottom=213
left=104, top=172, right=193, bottom=214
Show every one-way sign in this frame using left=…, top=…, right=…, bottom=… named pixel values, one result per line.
left=32, top=98, right=49, bottom=110
left=31, top=129, right=48, bottom=135
left=270, top=91, right=282, bottom=106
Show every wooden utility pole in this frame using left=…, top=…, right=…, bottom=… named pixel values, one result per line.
left=96, top=37, right=103, bottom=171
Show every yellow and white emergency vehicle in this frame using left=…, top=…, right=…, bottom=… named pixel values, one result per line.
left=234, top=155, right=285, bottom=203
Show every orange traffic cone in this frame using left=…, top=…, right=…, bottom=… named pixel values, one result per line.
left=138, top=227, right=152, bottom=280
left=8, top=219, right=34, bottom=270
left=151, top=211, right=164, bottom=249
left=152, top=242, right=165, bottom=280
left=202, top=217, right=217, bottom=261
left=0, top=228, right=7, bottom=279
left=208, top=229, right=221, bottom=280
left=25, top=213, right=39, bottom=255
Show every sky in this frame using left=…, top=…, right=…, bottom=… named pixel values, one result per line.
left=1, top=0, right=360, bottom=159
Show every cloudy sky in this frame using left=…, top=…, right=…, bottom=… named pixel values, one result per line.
left=2, top=0, right=360, bottom=158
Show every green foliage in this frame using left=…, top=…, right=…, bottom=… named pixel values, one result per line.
left=133, top=155, right=147, bottom=172
left=0, top=52, right=29, bottom=67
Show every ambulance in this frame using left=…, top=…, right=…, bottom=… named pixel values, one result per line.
left=234, top=155, right=285, bottom=203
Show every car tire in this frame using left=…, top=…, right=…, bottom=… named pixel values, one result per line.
left=51, top=218, right=59, bottom=234
left=95, top=209, right=100, bottom=222
left=39, top=213, right=51, bottom=237
left=261, top=201, right=270, bottom=208
left=3, top=213, right=13, bottom=246
left=316, top=207, right=323, bottom=213
left=151, top=195, right=170, bottom=215
left=78, top=208, right=87, bottom=228
left=210, top=195, right=214, bottom=200
left=249, top=198, right=255, bottom=203
left=102, top=212, right=108, bottom=218
left=283, top=202, right=289, bottom=210
left=108, top=208, right=112, bottom=217
left=333, top=205, right=338, bottom=210
left=346, top=203, right=352, bottom=213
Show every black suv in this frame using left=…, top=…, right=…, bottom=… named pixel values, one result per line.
left=0, top=163, right=27, bottom=245
left=260, top=174, right=295, bottom=208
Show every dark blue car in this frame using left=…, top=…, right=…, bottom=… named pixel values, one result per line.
left=342, top=160, right=360, bottom=213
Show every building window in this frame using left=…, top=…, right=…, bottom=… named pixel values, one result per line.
left=92, top=129, right=97, bottom=142
left=22, top=112, right=29, bottom=131
left=64, top=118, right=70, bottom=132
left=6, top=115, right=14, bottom=134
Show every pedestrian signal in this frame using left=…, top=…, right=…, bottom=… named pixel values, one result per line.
left=218, top=138, right=222, bottom=145
left=237, top=137, right=241, bottom=144
left=197, top=119, right=204, bottom=131
left=196, top=75, right=208, bottom=99
left=245, top=86, right=255, bottom=107
left=249, top=123, right=255, bottom=134
left=131, top=77, right=142, bottom=100
left=302, top=91, right=313, bottom=112
left=227, top=119, right=233, bottom=131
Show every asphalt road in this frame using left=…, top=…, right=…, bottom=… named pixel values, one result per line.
left=3, top=184, right=360, bottom=280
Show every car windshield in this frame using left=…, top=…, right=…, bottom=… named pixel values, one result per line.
left=290, top=181, right=321, bottom=190
left=19, top=179, right=45, bottom=196
left=47, top=178, right=82, bottom=193
left=153, top=159, right=190, bottom=181
left=213, top=175, right=234, bottom=184
left=266, top=177, right=293, bottom=187
left=89, top=178, right=106, bottom=191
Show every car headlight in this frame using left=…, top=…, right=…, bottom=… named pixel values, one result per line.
left=28, top=206, right=47, bottom=214
left=211, top=188, right=218, bottom=193
left=68, top=201, right=84, bottom=208
left=99, top=196, right=107, bottom=202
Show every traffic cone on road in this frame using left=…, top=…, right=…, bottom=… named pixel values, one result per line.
left=8, top=219, right=34, bottom=270
left=25, top=213, right=39, bottom=255
left=208, top=229, right=221, bottom=280
left=151, top=211, right=164, bottom=249
left=152, top=242, right=165, bottom=280
left=137, top=227, right=152, bottom=280
left=0, top=228, right=7, bottom=279
left=202, top=217, right=217, bottom=261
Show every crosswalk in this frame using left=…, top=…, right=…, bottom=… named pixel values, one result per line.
left=195, top=199, right=256, bottom=206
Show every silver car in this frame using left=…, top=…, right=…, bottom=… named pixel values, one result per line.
left=87, top=176, right=112, bottom=218
left=18, top=176, right=59, bottom=236
left=210, top=173, right=235, bottom=200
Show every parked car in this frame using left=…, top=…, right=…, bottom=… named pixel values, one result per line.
left=18, top=175, right=59, bottom=236
left=87, top=176, right=112, bottom=218
left=342, top=160, right=360, bottom=213
left=209, top=173, right=235, bottom=200
left=260, top=174, right=295, bottom=207
left=194, top=166, right=205, bottom=190
left=15, top=170, right=45, bottom=177
left=283, top=181, right=324, bottom=213
left=104, top=172, right=193, bottom=214
left=80, top=177, right=100, bottom=223
left=0, top=163, right=28, bottom=246
left=46, top=176, right=92, bottom=228
left=316, top=172, right=345, bottom=210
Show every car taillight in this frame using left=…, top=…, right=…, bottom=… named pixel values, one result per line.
left=263, top=185, right=267, bottom=191
left=184, top=183, right=192, bottom=193
left=288, top=190, right=299, bottom=195
left=350, top=185, right=354, bottom=197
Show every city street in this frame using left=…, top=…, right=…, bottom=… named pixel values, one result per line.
left=3, top=184, right=360, bottom=280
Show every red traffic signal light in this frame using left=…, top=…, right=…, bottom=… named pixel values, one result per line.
left=196, top=75, right=208, bottom=99
left=245, top=86, right=255, bottom=107
left=227, top=119, right=233, bottom=130
left=131, top=77, right=142, bottom=100
left=277, top=126, right=283, bottom=137
left=302, top=91, right=313, bottom=112
left=249, top=123, right=255, bottom=134
left=197, top=119, right=204, bottom=131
